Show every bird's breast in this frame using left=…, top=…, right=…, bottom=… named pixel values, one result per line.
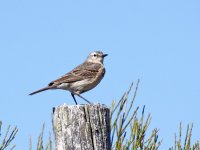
left=74, top=67, right=105, bottom=93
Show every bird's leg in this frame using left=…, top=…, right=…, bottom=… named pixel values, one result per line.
left=76, top=94, right=93, bottom=104
left=72, top=92, right=93, bottom=104
left=71, top=93, right=78, bottom=105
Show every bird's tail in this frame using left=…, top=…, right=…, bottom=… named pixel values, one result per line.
left=29, top=87, right=51, bottom=95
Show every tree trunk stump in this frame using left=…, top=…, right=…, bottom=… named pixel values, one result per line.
left=52, top=104, right=111, bottom=150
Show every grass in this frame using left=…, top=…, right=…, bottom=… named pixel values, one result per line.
left=110, top=80, right=161, bottom=150
left=0, top=121, right=18, bottom=150
left=1, top=81, right=200, bottom=149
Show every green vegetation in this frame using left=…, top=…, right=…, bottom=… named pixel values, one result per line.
left=1, top=81, right=200, bottom=149
left=110, top=81, right=200, bottom=150
left=169, top=123, right=200, bottom=150
left=111, top=80, right=161, bottom=150
left=0, top=121, right=18, bottom=150
left=29, top=124, right=52, bottom=150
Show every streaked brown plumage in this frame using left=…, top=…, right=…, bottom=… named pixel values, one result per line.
left=29, top=51, right=107, bottom=104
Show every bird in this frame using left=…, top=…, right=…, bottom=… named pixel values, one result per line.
left=29, top=51, right=108, bottom=105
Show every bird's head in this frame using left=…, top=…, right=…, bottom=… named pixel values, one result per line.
left=86, top=51, right=108, bottom=64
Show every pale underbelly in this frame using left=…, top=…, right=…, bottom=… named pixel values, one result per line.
left=57, top=77, right=103, bottom=94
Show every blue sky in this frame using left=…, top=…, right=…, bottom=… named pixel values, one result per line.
left=0, top=0, right=200, bottom=149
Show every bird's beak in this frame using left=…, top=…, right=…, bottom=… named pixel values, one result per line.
left=103, top=54, right=108, bottom=57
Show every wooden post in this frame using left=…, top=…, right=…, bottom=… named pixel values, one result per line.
left=52, top=104, right=111, bottom=150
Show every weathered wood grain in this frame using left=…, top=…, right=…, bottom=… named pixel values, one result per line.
left=53, top=104, right=111, bottom=150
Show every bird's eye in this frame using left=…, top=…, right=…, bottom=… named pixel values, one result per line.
left=93, top=54, right=97, bottom=57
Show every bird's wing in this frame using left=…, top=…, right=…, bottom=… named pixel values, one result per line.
left=48, top=62, right=102, bottom=86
